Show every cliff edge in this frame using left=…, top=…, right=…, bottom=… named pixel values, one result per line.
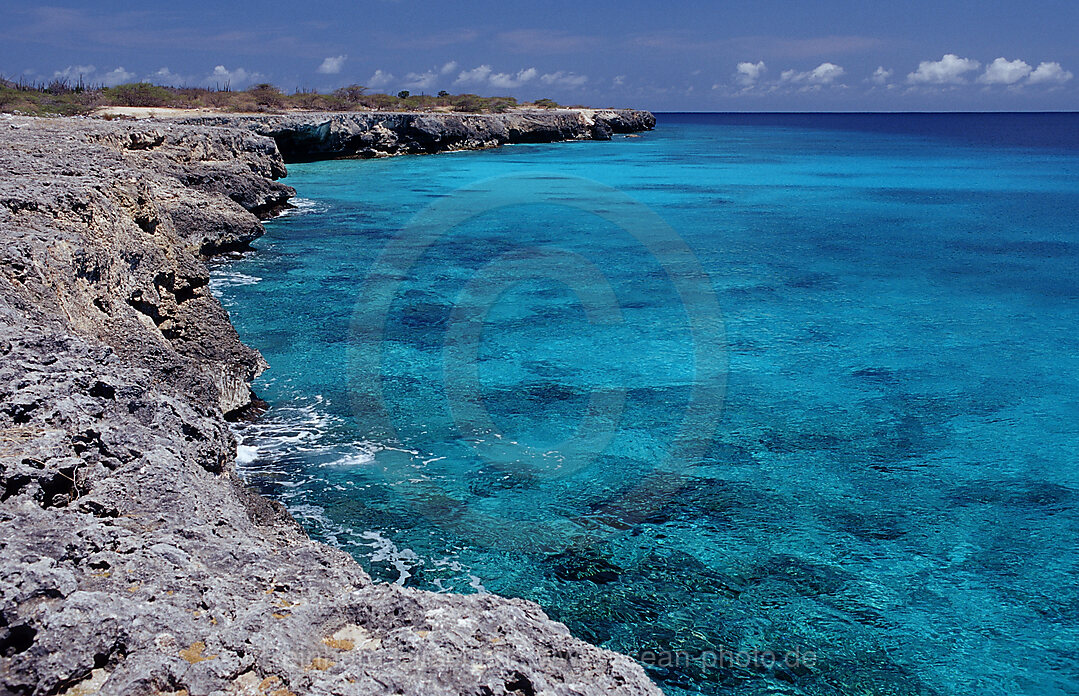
left=0, top=113, right=659, bottom=696
left=176, top=109, right=656, bottom=162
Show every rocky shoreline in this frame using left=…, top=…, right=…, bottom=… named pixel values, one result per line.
left=0, top=111, right=658, bottom=695
left=175, top=109, right=656, bottom=162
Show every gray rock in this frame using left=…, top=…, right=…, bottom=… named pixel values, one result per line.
left=176, top=109, right=656, bottom=162
left=0, top=113, right=659, bottom=696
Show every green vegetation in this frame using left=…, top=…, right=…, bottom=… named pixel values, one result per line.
left=0, top=76, right=567, bottom=117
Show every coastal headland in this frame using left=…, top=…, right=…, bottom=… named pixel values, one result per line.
left=0, top=110, right=657, bottom=695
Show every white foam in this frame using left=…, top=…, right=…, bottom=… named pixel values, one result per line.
left=236, top=444, right=259, bottom=464
left=227, top=395, right=483, bottom=592
left=361, top=530, right=420, bottom=586
left=321, top=450, right=376, bottom=468
left=274, top=197, right=328, bottom=218
left=209, top=271, right=262, bottom=292
left=208, top=271, right=263, bottom=306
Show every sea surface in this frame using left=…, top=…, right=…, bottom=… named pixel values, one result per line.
left=212, top=113, right=1079, bottom=696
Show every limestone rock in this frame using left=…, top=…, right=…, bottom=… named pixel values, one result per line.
left=0, top=114, right=659, bottom=696
left=177, top=109, right=656, bottom=162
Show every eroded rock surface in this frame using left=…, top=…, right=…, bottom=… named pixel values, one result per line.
left=178, top=109, right=656, bottom=162
left=0, top=114, right=659, bottom=696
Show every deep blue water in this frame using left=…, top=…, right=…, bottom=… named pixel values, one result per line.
left=213, top=113, right=1079, bottom=696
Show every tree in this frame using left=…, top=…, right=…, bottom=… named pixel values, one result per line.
left=437, top=90, right=450, bottom=98
left=333, top=84, right=367, bottom=103
left=397, top=90, right=410, bottom=99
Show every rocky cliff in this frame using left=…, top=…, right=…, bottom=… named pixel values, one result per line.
left=177, top=109, right=656, bottom=162
left=0, top=113, right=659, bottom=696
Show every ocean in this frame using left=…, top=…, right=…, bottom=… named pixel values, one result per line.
left=212, top=113, right=1079, bottom=695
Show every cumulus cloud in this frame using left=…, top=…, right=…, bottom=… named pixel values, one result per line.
left=454, top=65, right=493, bottom=85
left=978, top=57, right=1032, bottom=85
left=400, top=62, right=463, bottom=90
left=489, top=67, right=538, bottom=89
left=453, top=64, right=580, bottom=90
left=781, top=62, right=845, bottom=85
left=907, top=54, right=980, bottom=85
left=1028, top=61, right=1073, bottom=85
left=403, top=70, right=438, bottom=90
left=102, top=67, right=136, bottom=86
left=53, top=65, right=95, bottom=81
left=206, top=65, right=261, bottom=88
left=150, top=67, right=186, bottom=86
left=317, top=55, right=347, bottom=75
left=539, top=71, right=588, bottom=88
left=367, top=69, right=395, bottom=89
left=735, top=61, right=766, bottom=86
left=870, top=66, right=893, bottom=85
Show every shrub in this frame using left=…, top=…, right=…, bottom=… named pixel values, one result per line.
left=452, top=95, right=484, bottom=113
left=248, top=83, right=284, bottom=109
left=207, top=90, right=234, bottom=108
left=356, top=93, right=398, bottom=111
left=102, top=83, right=174, bottom=107
left=333, top=84, right=367, bottom=103
left=487, top=97, right=518, bottom=113
left=1, top=77, right=569, bottom=117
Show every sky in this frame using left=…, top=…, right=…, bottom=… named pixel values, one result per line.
left=2, top=1, right=1077, bottom=111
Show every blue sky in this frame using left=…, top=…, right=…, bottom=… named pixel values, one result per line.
left=2, top=1, right=1077, bottom=111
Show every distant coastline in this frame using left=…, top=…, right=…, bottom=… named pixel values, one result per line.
left=0, top=75, right=626, bottom=118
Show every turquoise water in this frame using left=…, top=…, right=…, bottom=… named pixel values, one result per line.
left=213, top=114, right=1079, bottom=696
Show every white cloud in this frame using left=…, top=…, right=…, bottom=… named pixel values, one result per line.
left=367, top=69, right=395, bottom=89
left=1028, top=61, right=1073, bottom=85
left=613, top=75, right=626, bottom=86
left=317, top=55, right=347, bottom=75
left=735, top=61, right=766, bottom=86
left=870, top=66, right=893, bottom=85
left=102, top=67, right=136, bottom=86
left=401, top=63, right=462, bottom=90
left=206, top=65, right=262, bottom=88
left=53, top=65, right=95, bottom=81
left=150, top=67, right=186, bottom=85
left=490, top=67, right=538, bottom=89
left=454, top=64, right=577, bottom=90
left=539, top=71, right=588, bottom=88
left=978, top=57, right=1032, bottom=85
left=781, top=62, right=845, bottom=85
left=403, top=70, right=438, bottom=90
left=455, top=64, right=493, bottom=85
left=907, top=54, right=980, bottom=85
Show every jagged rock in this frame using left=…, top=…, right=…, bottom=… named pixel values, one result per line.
left=0, top=113, right=659, bottom=696
left=177, top=109, right=656, bottom=162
